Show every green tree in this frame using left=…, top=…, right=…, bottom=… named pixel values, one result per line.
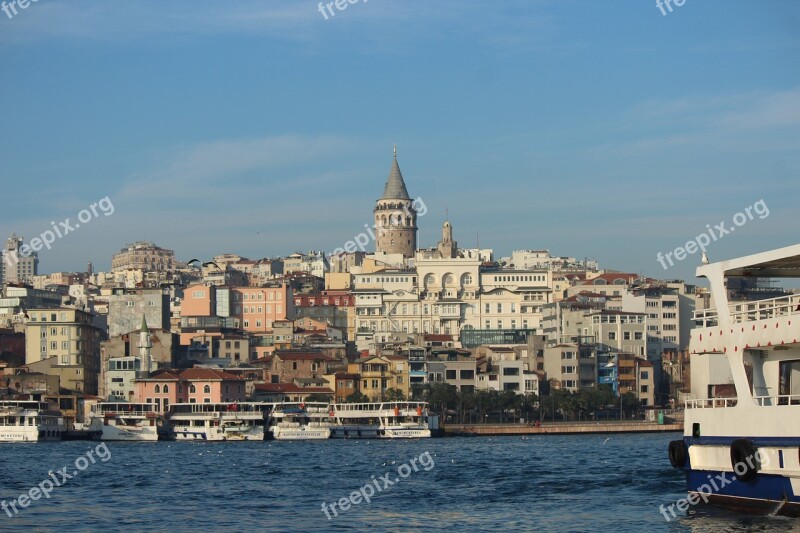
left=383, top=388, right=406, bottom=401
left=305, top=394, right=332, bottom=403
left=344, top=391, right=369, bottom=403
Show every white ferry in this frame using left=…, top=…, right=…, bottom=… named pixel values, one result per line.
left=269, top=402, right=332, bottom=440
left=88, top=402, right=160, bottom=442
left=0, top=400, right=65, bottom=442
left=168, top=402, right=268, bottom=441
left=330, top=401, right=432, bottom=439
left=669, top=243, right=800, bottom=516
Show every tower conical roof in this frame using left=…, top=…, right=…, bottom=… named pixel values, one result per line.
left=141, top=315, right=149, bottom=333
left=380, top=149, right=411, bottom=200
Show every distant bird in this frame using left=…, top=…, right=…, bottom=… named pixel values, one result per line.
left=187, top=259, right=223, bottom=271
left=602, top=437, right=610, bottom=445
left=701, top=251, right=709, bottom=265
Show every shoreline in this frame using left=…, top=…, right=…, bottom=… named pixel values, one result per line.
left=443, top=421, right=682, bottom=437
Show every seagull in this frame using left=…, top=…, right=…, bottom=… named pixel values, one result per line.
left=701, top=251, right=709, bottom=265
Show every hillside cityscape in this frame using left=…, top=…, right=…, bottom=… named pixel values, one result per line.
left=0, top=149, right=747, bottom=424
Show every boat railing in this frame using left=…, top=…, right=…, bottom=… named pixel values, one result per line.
left=685, top=397, right=738, bottom=409
left=754, top=394, right=800, bottom=406
left=332, top=402, right=429, bottom=418
left=693, top=293, right=800, bottom=327
left=170, top=402, right=272, bottom=415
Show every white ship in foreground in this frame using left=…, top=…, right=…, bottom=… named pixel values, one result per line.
left=0, top=400, right=65, bottom=442
left=168, top=402, right=268, bottom=441
left=330, top=401, right=433, bottom=438
left=88, top=402, right=160, bottom=441
left=669, top=243, right=800, bottom=516
left=269, top=402, right=332, bottom=440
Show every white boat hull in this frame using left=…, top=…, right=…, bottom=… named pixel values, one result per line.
left=382, top=427, right=432, bottom=439
left=271, top=425, right=331, bottom=440
left=0, top=426, right=63, bottom=442
left=174, top=425, right=265, bottom=442
left=100, top=424, right=159, bottom=442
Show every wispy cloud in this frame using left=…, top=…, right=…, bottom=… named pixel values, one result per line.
left=117, top=135, right=357, bottom=203
left=0, top=0, right=561, bottom=54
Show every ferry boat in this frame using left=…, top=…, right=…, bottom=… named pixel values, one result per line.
left=669, top=243, right=800, bottom=516
left=168, top=402, right=268, bottom=441
left=88, top=402, right=160, bottom=441
left=269, top=402, right=332, bottom=440
left=0, top=400, right=65, bottom=442
left=330, top=401, right=432, bottom=439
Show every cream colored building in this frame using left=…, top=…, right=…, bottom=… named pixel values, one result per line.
left=111, top=241, right=175, bottom=272
left=25, top=307, right=103, bottom=394
left=353, top=247, right=555, bottom=348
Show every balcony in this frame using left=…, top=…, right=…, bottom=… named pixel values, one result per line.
left=692, top=293, right=800, bottom=353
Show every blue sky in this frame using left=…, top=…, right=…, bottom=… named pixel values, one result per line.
left=1, top=0, right=799, bottom=284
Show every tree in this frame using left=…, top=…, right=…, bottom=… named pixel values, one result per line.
left=305, top=394, right=332, bottom=403
left=383, top=388, right=406, bottom=401
left=344, top=391, right=369, bottom=403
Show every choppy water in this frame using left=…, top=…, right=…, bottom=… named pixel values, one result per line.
left=0, top=433, right=797, bottom=532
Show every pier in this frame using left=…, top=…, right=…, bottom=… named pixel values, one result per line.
left=444, top=421, right=682, bottom=436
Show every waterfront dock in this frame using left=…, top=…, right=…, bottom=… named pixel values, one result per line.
left=445, top=421, right=682, bottom=436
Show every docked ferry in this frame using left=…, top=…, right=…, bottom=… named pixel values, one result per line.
left=0, top=400, right=65, bottom=442
left=88, top=402, right=160, bottom=441
left=269, top=402, right=332, bottom=440
left=168, top=402, right=268, bottom=441
left=669, top=244, right=800, bottom=516
left=330, top=401, right=432, bottom=439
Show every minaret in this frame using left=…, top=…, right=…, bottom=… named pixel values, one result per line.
left=138, top=315, right=152, bottom=378
left=374, top=145, right=417, bottom=258
left=437, top=220, right=458, bottom=259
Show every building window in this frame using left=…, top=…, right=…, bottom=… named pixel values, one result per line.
left=154, top=385, right=161, bottom=393
left=189, top=385, right=196, bottom=393
left=608, top=332, right=616, bottom=340
left=163, top=385, right=169, bottom=393
left=203, top=385, right=211, bottom=394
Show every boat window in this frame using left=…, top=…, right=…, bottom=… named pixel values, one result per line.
left=779, top=360, right=800, bottom=405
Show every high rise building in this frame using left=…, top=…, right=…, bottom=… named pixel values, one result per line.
left=1, top=233, right=38, bottom=284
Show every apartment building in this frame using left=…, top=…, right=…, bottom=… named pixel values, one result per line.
left=25, top=307, right=103, bottom=394
left=111, top=241, right=175, bottom=272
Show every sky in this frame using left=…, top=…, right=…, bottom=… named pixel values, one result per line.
left=1, top=0, right=799, bottom=284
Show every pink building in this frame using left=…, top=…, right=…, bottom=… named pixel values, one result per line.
left=182, top=284, right=215, bottom=317
left=180, top=282, right=293, bottom=334
left=231, top=284, right=293, bottom=333
left=134, top=368, right=247, bottom=413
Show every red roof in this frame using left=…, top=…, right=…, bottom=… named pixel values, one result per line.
left=254, top=383, right=334, bottom=394
left=424, top=334, right=453, bottom=342
left=179, top=368, right=245, bottom=381
left=274, top=351, right=336, bottom=361
left=578, top=273, right=639, bottom=285
left=141, top=368, right=244, bottom=381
